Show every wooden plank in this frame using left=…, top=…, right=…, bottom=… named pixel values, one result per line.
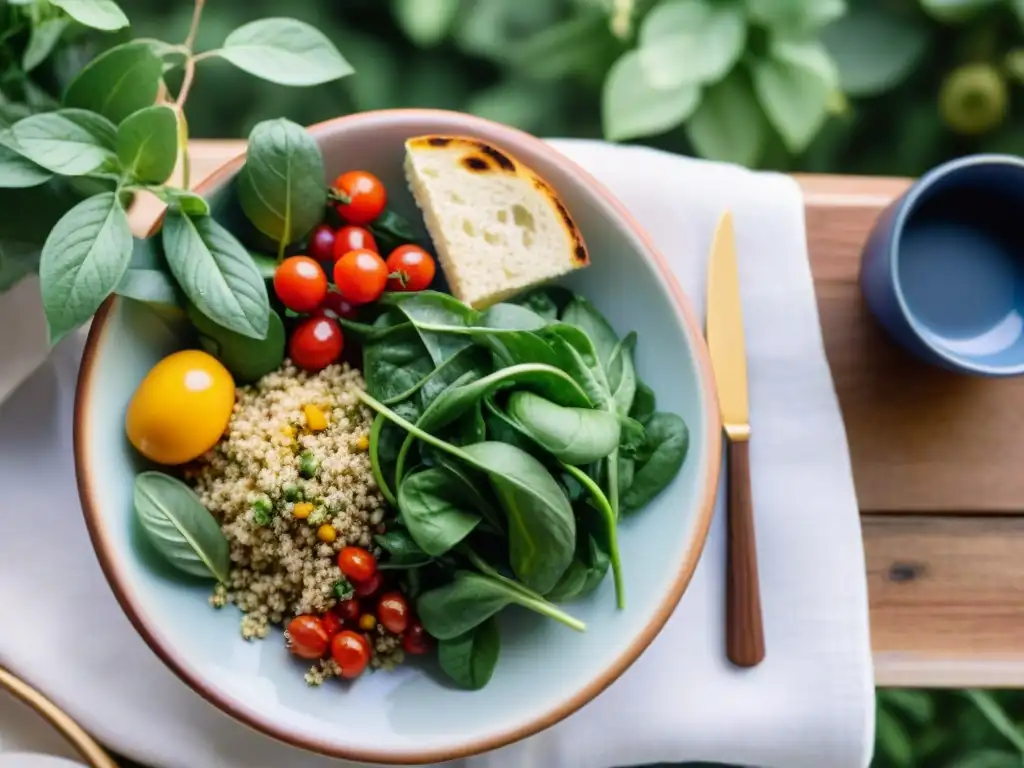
left=867, top=515, right=1024, bottom=687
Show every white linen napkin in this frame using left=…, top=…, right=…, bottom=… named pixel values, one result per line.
left=0, top=140, right=875, bottom=768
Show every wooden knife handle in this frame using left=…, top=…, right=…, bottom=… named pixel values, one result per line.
left=726, top=438, right=766, bottom=667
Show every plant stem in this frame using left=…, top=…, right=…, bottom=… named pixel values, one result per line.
left=368, top=413, right=397, bottom=506
left=358, top=389, right=469, bottom=463
left=183, top=0, right=205, bottom=52
left=507, top=583, right=586, bottom=632
left=562, top=462, right=625, bottom=610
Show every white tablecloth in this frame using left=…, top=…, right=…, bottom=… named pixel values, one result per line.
left=0, top=140, right=874, bottom=768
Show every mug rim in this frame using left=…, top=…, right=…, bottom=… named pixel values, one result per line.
left=888, top=152, right=1024, bottom=376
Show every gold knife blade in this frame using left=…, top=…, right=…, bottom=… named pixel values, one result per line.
left=706, top=210, right=750, bottom=442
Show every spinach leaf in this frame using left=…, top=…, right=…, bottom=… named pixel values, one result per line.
left=621, top=412, right=689, bottom=513
left=237, top=118, right=326, bottom=258
left=380, top=290, right=478, bottom=364
left=398, top=468, right=482, bottom=556
left=607, top=331, right=638, bottom=416
left=561, top=463, right=623, bottom=607
left=433, top=455, right=504, bottom=534
left=512, top=287, right=573, bottom=321
left=505, top=390, right=621, bottom=465
left=368, top=400, right=420, bottom=506
left=618, top=455, right=635, bottom=496
left=134, top=471, right=230, bottom=583
left=482, top=395, right=537, bottom=455
left=618, top=416, right=646, bottom=455
left=369, top=209, right=424, bottom=253
left=375, top=528, right=433, bottom=569
left=363, top=321, right=435, bottom=403
left=162, top=210, right=270, bottom=340
left=188, top=304, right=285, bottom=384
left=630, top=379, right=657, bottom=424
left=561, top=294, right=621, bottom=367
left=408, top=345, right=490, bottom=410
left=479, top=302, right=549, bottom=331
left=454, top=401, right=487, bottom=445
left=546, top=532, right=610, bottom=603
left=438, top=617, right=500, bottom=690
left=416, top=570, right=584, bottom=640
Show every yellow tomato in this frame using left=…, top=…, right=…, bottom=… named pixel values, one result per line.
left=126, top=350, right=235, bottom=465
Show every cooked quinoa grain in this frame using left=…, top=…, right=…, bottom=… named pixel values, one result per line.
left=189, top=361, right=404, bottom=674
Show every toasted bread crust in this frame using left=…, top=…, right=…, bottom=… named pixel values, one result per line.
left=406, top=135, right=589, bottom=266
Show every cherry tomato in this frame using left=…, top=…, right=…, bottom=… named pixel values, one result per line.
left=331, top=630, right=372, bottom=679
left=377, top=591, right=410, bottom=635
left=307, top=225, right=336, bottom=265
left=353, top=571, right=384, bottom=598
left=334, top=598, right=361, bottom=624
left=315, top=290, right=357, bottom=322
left=320, top=611, right=342, bottom=638
left=338, top=546, right=377, bottom=583
left=333, top=249, right=388, bottom=305
left=333, top=226, right=378, bottom=260
left=286, top=615, right=329, bottom=659
left=386, top=245, right=436, bottom=292
left=402, top=620, right=432, bottom=656
left=288, top=317, right=344, bottom=372
left=333, top=171, right=387, bottom=226
left=274, top=256, right=327, bottom=313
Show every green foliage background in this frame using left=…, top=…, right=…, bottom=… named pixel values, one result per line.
left=7, top=0, right=1024, bottom=765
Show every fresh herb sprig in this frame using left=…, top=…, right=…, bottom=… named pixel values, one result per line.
left=0, top=0, right=353, bottom=344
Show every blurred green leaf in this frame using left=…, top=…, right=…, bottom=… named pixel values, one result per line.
left=213, top=18, right=354, bottom=87
left=745, top=0, right=845, bottom=31
left=945, top=750, right=1024, bottom=768
left=880, top=689, right=938, bottom=725
left=821, top=7, right=929, bottom=97
left=511, top=12, right=615, bottom=81
left=685, top=69, right=766, bottom=167
left=965, top=690, right=1024, bottom=755
left=920, top=0, right=1002, bottom=23
left=23, top=19, right=70, bottom=73
left=876, top=704, right=915, bottom=768
left=602, top=48, right=700, bottom=141
left=751, top=39, right=837, bottom=153
left=392, top=0, right=461, bottom=47
left=637, top=0, right=746, bottom=89
left=50, top=0, right=129, bottom=31
left=62, top=41, right=162, bottom=124
left=454, top=0, right=562, bottom=62
left=466, top=80, right=560, bottom=133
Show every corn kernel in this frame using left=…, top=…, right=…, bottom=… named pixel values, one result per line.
left=317, top=523, right=337, bottom=543
left=358, top=613, right=377, bottom=631
left=356, top=435, right=370, bottom=452
left=304, top=404, right=328, bottom=432
left=281, top=425, right=295, bottom=438
left=292, top=502, right=313, bottom=520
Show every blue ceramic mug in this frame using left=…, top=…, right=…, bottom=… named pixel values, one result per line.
left=860, top=153, right=1024, bottom=377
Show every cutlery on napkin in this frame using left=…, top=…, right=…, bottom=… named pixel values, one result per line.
left=706, top=210, right=766, bottom=668
left=0, top=139, right=875, bottom=768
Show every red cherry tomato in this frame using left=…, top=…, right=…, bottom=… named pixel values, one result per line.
left=333, top=226, right=378, bottom=260
left=288, top=317, right=344, bottom=372
left=274, top=256, right=327, bottom=313
left=333, top=249, right=388, bottom=305
left=377, top=591, right=410, bottom=635
left=286, top=615, right=329, bottom=659
left=334, top=598, right=361, bottom=624
left=353, top=571, right=384, bottom=598
left=307, top=225, right=336, bottom=265
left=402, top=620, right=432, bottom=655
left=315, top=290, right=358, bottom=322
left=330, top=630, right=372, bottom=679
left=386, top=245, right=436, bottom=292
left=320, top=611, right=342, bottom=638
left=333, top=171, right=387, bottom=226
left=338, top=546, right=377, bottom=582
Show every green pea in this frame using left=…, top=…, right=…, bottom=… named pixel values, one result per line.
left=299, top=452, right=319, bottom=478
left=282, top=483, right=303, bottom=502
left=252, top=494, right=273, bottom=526
left=333, top=579, right=354, bottom=601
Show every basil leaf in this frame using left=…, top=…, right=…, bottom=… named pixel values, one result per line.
left=214, top=18, right=353, bottom=86
left=0, top=132, right=52, bottom=188
left=10, top=109, right=117, bottom=176
left=39, top=191, right=132, bottom=343
left=133, top=471, right=230, bottom=583
left=164, top=189, right=210, bottom=216
left=23, top=18, right=70, bottom=72
left=63, top=41, right=162, bottom=124
left=237, top=118, right=326, bottom=254
left=50, top=0, right=129, bottom=31
left=438, top=617, right=500, bottom=691
left=162, top=210, right=270, bottom=340
left=116, top=104, right=178, bottom=184
left=116, top=266, right=182, bottom=309
left=188, top=303, right=286, bottom=384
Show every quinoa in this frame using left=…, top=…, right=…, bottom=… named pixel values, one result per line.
left=189, top=360, right=404, bottom=675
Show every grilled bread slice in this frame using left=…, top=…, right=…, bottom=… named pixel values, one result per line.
left=404, top=135, right=589, bottom=309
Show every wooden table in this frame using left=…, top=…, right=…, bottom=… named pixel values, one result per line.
left=128, top=141, right=1024, bottom=690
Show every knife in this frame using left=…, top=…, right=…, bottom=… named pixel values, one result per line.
left=706, top=210, right=765, bottom=668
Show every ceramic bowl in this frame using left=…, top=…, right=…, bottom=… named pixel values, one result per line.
left=74, top=109, right=721, bottom=763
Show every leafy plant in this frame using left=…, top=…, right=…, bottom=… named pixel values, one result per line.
left=0, top=0, right=352, bottom=345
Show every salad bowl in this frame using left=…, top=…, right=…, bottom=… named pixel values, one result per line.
left=73, top=109, right=721, bottom=763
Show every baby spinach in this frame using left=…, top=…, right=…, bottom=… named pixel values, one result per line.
left=432, top=455, right=504, bottom=534
left=630, top=379, right=657, bottom=424
left=607, top=331, right=638, bottom=416
left=561, top=463, right=623, bottom=608
left=363, top=322, right=435, bottom=404
left=380, top=290, right=478, bottom=364
left=478, top=302, right=549, bottom=331
left=505, top=391, right=621, bottom=465
left=398, top=468, right=482, bottom=557
left=621, top=413, right=690, bottom=514
left=416, top=570, right=585, bottom=640
left=438, top=617, right=500, bottom=691
left=133, top=471, right=230, bottom=583
left=188, top=304, right=285, bottom=384
left=482, top=395, right=537, bottom=456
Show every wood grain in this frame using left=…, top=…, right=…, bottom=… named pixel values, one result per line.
left=126, top=142, right=1024, bottom=688
left=725, top=438, right=766, bottom=668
